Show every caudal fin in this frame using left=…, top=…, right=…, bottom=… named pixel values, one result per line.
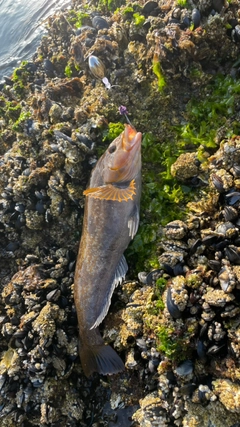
left=79, top=343, right=125, bottom=377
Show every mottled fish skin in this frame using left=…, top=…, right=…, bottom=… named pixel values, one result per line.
left=74, top=125, right=142, bottom=377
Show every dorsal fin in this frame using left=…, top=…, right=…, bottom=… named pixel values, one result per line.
left=83, top=179, right=136, bottom=202
left=90, top=255, right=128, bottom=329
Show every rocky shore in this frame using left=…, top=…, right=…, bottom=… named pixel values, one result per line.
left=0, top=0, right=240, bottom=425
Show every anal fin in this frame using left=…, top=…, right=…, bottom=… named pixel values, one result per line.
left=90, top=255, right=128, bottom=329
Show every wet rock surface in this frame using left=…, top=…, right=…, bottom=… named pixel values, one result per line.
left=0, top=0, right=240, bottom=425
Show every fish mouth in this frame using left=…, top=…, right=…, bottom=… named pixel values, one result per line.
left=108, top=124, right=142, bottom=172
left=122, top=124, right=142, bottom=152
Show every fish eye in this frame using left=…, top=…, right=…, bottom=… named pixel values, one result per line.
left=108, top=145, right=116, bottom=154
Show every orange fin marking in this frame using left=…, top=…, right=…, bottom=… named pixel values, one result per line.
left=83, top=179, right=136, bottom=202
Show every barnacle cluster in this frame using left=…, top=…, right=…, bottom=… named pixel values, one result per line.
left=1, top=0, right=240, bottom=424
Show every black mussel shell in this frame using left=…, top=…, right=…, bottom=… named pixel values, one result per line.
left=167, top=287, right=182, bottom=319
left=176, top=360, right=193, bottom=376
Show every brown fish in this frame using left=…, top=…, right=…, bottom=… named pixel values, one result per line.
left=74, top=124, right=142, bottom=377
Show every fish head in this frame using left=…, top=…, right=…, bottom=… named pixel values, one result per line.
left=102, top=124, right=142, bottom=184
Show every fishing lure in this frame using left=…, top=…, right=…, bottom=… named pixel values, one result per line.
left=88, top=55, right=116, bottom=90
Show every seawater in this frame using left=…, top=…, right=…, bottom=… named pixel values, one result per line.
left=0, top=0, right=71, bottom=81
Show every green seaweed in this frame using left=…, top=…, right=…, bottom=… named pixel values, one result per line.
left=157, top=326, right=179, bottom=358
left=152, top=59, right=166, bottom=92
left=11, top=61, right=31, bottom=98
left=127, top=132, right=190, bottom=271
left=176, top=0, right=189, bottom=7
left=176, top=74, right=240, bottom=155
left=102, top=122, right=125, bottom=142
left=64, top=64, right=73, bottom=78
left=12, top=61, right=29, bottom=82
left=98, top=0, right=126, bottom=12
left=148, top=278, right=167, bottom=314
left=133, top=12, right=145, bottom=27
left=115, top=3, right=142, bottom=18
left=68, top=10, right=90, bottom=28
left=12, top=111, right=31, bottom=132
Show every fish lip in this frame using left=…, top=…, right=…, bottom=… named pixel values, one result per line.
left=123, top=125, right=142, bottom=152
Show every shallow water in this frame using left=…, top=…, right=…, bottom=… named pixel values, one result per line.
left=0, top=0, right=71, bottom=81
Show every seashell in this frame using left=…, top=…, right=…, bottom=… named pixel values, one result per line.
left=75, top=25, right=96, bottom=36
left=35, top=200, right=45, bottom=214
left=6, top=241, right=19, bottom=252
left=212, top=174, right=224, bottom=192
left=88, top=55, right=105, bottom=80
left=146, top=269, right=161, bottom=284
left=166, top=287, right=182, bottom=319
left=142, top=1, right=158, bottom=15
left=206, top=343, right=226, bottom=356
left=233, top=25, right=240, bottom=42
left=198, top=384, right=211, bottom=403
left=136, top=338, right=147, bottom=350
left=92, top=16, right=109, bottom=30
left=12, top=329, right=28, bottom=339
left=225, top=191, right=240, bottom=205
left=161, top=240, right=188, bottom=254
left=172, top=7, right=181, bottom=19
left=162, top=264, right=174, bottom=276
left=68, top=260, right=76, bottom=272
left=71, top=41, right=84, bottom=66
left=173, top=263, right=185, bottom=276
left=59, top=296, right=68, bottom=308
left=212, top=0, right=225, bottom=13
left=15, top=203, right=25, bottom=213
left=208, top=260, right=221, bottom=272
left=215, top=221, right=236, bottom=237
left=125, top=348, right=138, bottom=369
left=15, top=213, right=26, bottom=228
left=192, top=8, right=201, bottom=29
left=225, top=246, right=240, bottom=265
left=176, top=360, right=193, bottom=376
left=1, top=191, right=13, bottom=200
left=43, top=59, right=55, bottom=78
left=189, top=238, right=203, bottom=255
left=234, top=236, right=240, bottom=246
left=46, top=289, right=61, bottom=302
left=223, top=206, right=238, bottom=222
left=164, top=220, right=188, bottom=240
left=202, top=235, right=219, bottom=246
left=22, top=168, right=30, bottom=176
left=179, top=383, right=197, bottom=396
left=138, top=271, right=148, bottom=284
left=197, top=340, right=207, bottom=359
left=199, top=323, right=208, bottom=338
left=148, top=358, right=159, bottom=372
left=232, top=165, right=240, bottom=177
left=181, top=16, right=190, bottom=29
left=168, top=18, right=180, bottom=25
left=76, top=133, right=94, bottom=149
left=214, top=239, right=229, bottom=251
left=0, top=374, right=7, bottom=391
left=31, top=379, right=43, bottom=388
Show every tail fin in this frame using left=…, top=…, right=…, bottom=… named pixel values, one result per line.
left=79, top=343, right=125, bottom=377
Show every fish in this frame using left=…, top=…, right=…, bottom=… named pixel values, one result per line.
left=74, top=124, right=142, bottom=377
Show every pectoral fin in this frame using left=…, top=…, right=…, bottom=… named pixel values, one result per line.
left=128, top=204, right=140, bottom=239
left=83, top=179, right=136, bottom=202
left=90, top=255, right=128, bottom=329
